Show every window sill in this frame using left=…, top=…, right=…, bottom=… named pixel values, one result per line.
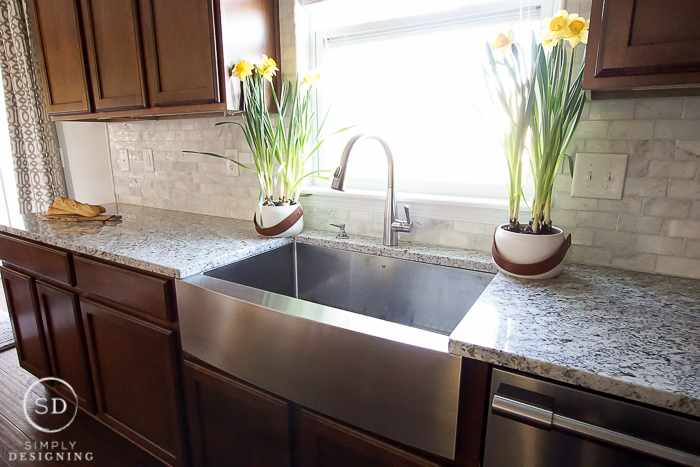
left=301, top=185, right=509, bottom=225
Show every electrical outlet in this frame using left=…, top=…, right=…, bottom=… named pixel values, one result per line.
left=119, top=149, right=129, bottom=171
left=225, top=149, right=239, bottom=176
left=227, top=159, right=239, bottom=176
left=571, top=153, right=628, bottom=200
left=143, top=148, right=155, bottom=172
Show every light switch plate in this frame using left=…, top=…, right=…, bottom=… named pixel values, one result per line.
left=119, top=149, right=129, bottom=172
left=143, top=148, right=155, bottom=172
left=571, top=153, right=628, bottom=200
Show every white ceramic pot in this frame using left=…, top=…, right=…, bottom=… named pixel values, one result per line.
left=257, top=204, right=304, bottom=237
left=493, top=224, right=566, bottom=279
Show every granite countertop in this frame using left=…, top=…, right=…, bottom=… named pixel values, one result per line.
left=0, top=204, right=292, bottom=278
left=0, top=203, right=697, bottom=419
left=450, top=267, right=700, bottom=418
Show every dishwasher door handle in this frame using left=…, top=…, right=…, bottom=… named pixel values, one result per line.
left=492, top=394, right=700, bottom=467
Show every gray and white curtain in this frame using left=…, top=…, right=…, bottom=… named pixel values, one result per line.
left=0, top=0, right=66, bottom=214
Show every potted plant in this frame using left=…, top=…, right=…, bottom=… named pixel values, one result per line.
left=189, top=56, right=345, bottom=237
left=485, top=11, right=588, bottom=278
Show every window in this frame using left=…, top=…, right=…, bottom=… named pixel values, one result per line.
left=306, top=0, right=554, bottom=201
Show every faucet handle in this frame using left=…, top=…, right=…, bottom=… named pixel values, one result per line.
left=330, top=223, right=349, bottom=239
left=391, top=205, right=413, bottom=233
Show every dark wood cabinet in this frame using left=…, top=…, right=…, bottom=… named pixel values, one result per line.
left=36, top=281, right=95, bottom=412
left=80, top=0, right=148, bottom=111
left=139, top=0, right=220, bottom=107
left=299, top=410, right=441, bottom=467
left=74, top=256, right=173, bottom=323
left=28, top=0, right=92, bottom=115
left=584, top=0, right=700, bottom=97
left=29, top=0, right=279, bottom=120
left=0, top=266, right=51, bottom=379
left=81, top=298, right=185, bottom=466
left=184, top=361, right=292, bottom=467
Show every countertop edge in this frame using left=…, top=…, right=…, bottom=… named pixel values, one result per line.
left=0, top=223, right=293, bottom=279
left=448, top=339, right=700, bottom=419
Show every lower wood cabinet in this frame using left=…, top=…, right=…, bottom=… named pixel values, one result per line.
left=299, top=410, right=442, bottom=467
left=0, top=266, right=51, bottom=379
left=184, top=361, right=292, bottom=467
left=36, top=281, right=95, bottom=412
left=80, top=298, right=185, bottom=466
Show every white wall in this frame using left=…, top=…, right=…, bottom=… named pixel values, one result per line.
left=55, top=121, right=116, bottom=206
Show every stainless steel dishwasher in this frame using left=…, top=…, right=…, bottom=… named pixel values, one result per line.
left=483, top=368, right=700, bottom=467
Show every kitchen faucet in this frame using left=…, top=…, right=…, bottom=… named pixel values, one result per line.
left=331, top=134, right=413, bottom=246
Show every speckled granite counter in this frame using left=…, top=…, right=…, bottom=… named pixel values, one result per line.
left=450, top=267, right=700, bottom=418
left=1, top=204, right=697, bottom=419
left=0, top=204, right=291, bottom=278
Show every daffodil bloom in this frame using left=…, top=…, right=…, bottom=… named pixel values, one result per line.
left=565, top=16, right=590, bottom=48
left=541, top=31, right=560, bottom=53
left=302, top=73, right=321, bottom=85
left=490, top=28, right=516, bottom=63
left=259, top=55, right=279, bottom=83
left=541, top=10, right=572, bottom=42
left=232, top=60, right=254, bottom=80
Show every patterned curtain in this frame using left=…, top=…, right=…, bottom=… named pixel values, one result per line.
left=0, top=0, right=66, bottom=214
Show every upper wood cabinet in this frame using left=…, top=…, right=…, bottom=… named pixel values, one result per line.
left=80, top=0, right=148, bottom=111
left=139, top=0, right=220, bottom=107
left=584, top=0, right=700, bottom=98
left=28, top=0, right=279, bottom=120
left=29, top=0, right=92, bottom=115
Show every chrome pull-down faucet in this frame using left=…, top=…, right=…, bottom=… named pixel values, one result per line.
left=331, top=134, right=413, bottom=246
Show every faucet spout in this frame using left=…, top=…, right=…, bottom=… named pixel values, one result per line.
left=331, top=134, right=411, bottom=246
left=331, top=134, right=394, bottom=191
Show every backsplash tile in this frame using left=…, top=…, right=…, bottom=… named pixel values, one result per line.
left=105, top=0, right=700, bottom=279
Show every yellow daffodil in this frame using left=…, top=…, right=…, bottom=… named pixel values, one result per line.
left=541, top=10, right=572, bottom=42
left=490, top=28, right=516, bottom=63
left=302, top=73, right=321, bottom=85
left=232, top=60, right=254, bottom=81
left=259, top=54, right=279, bottom=83
left=565, top=16, right=590, bottom=48
left=541, top=31, right=560, bottom=53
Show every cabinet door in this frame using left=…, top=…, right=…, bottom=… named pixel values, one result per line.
left=584, top=0, right=700, bottom=93
left=28, top=0, right=92, bottom=115
left=0, top=267, right=50, bottom=378
left=139, top=0, right=220, bottom=107
left=80, top=298, right=185, bottom=466
left=80, top=0, right=148, bottom=111
left=36, top=282, right=95, bottom=412
left=299, top=410, right=442, bottom=467
left=184, top=361, right=291, bottom=467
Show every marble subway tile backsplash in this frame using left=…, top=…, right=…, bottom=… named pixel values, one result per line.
left=108, top=96, right=700, bottom=279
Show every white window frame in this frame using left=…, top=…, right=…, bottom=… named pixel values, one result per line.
left=300, top=0, right=559, bottom=223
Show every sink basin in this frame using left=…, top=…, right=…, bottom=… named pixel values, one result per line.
left=177, top=242, right=494, bottom=459
left=204, top=243, right=493, bottom=336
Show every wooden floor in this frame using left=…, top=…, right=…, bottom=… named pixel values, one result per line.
left=0, top=347, right=166, bottom=466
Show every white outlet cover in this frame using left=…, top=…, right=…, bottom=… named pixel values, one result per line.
left=143, top=149, right=155, bottom=172
left=225, top=149, right=239, bottom=176
left=226, top=159, right=239, bottom=176
left=119, top=149, right=129, bottom=172
left=571, top=153, right=628, bottom=200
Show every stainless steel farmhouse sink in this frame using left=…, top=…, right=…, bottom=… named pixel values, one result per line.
left=177, top=243, right=494, bottom=459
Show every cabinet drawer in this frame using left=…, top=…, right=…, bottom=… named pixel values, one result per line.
left=74, top=256, right=172, bottom=322
left=0, top=235, right=73, bottom=285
